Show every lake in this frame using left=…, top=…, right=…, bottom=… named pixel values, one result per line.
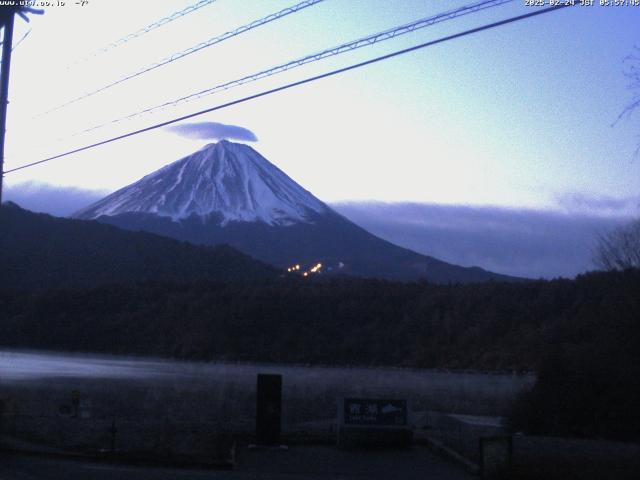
left=0, top=350, right=534, bottom=422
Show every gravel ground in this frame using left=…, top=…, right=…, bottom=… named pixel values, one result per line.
left=0, top=444, right=473, bottom=480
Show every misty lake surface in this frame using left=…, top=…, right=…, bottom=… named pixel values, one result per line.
left=0, top=350, right=535, bottom=418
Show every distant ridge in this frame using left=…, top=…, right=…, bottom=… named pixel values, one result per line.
left=75, top=141, right=520, bottom=283
left=0, top=202, right=277, bottom=291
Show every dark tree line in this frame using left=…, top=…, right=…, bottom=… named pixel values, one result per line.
left=1, top=263, right=639, bottom=440
left=1, top=270, right=638, bottom=371
left=0, top=277, right=561, bottom=368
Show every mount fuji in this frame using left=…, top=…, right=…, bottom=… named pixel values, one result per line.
left=74, top=141, right=515, bottom=283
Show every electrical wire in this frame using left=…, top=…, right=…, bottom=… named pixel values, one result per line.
left=65, top=0, right=219, bottom=69
left=0, top=28, right=29, bottom=67
left=4, top=4, right=574, bottom=175
left=11, top=27, right=30, bottom=51
left=41, top=0, right=325, bottom=116
left=77, top=0, right=516, bottom=136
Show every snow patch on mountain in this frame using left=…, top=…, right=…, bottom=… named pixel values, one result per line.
left=74, top=141, right=329, bottom=226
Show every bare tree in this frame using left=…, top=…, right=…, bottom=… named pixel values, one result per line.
left=593, top=218, right=640, bottom=271
left=621, top=46, right=640, bottom=114
left=594, top=48, right=640, bottom=270
left=618, top=46, right=640, bottom=156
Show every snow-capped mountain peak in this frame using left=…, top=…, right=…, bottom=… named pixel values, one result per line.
left=74, top=141, right=329, bottom=226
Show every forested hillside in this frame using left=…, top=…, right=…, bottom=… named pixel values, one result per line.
left=1, top=270, right=638, bottom=372
left=0, top=203, right=277, bottom=290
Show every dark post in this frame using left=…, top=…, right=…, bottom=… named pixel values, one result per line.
left=0, top=9, right=15, bottom=204
left=480, top=435, right=513, bottom=480
left=0, top=399, right=5, bottom=447
left=255, top=373, right=282, bottom=446
left=109, top=418, right=117, bottom=452
left=71, top=390, right=80, bottom=418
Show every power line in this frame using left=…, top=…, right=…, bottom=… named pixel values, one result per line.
left=0, top=27, right=30, bottom=67
left=0, top=3, right=41, bottom=64
left=41, top=0, right=325, bottom=116
left=11, top=27, right=31, bottom=51
left=64, top=0, right=219, bottom=69
left=5, top=4, right=574, bottom=175
left=78, top=0, right=515, bottom=136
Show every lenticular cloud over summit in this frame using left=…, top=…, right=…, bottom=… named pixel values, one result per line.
left=167, top=122, right=258, bottom=142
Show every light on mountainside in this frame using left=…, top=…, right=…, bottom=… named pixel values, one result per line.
left=286, top=262, right=322, bottom=277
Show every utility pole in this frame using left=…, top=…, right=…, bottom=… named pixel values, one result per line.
left=0, top=8, right=15, bottom=204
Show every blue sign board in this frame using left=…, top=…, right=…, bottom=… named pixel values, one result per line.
left=342, top=398, right=408, bottom=426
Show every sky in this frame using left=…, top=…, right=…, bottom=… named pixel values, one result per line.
left=3, top=0, right=640, bottom=278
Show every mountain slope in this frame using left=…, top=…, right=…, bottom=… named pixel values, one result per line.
left=0, top=202, right=277, bottom=291
left=75, top=141, right=518, bottom=283
left=74, top=141, right=328, bottom=226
